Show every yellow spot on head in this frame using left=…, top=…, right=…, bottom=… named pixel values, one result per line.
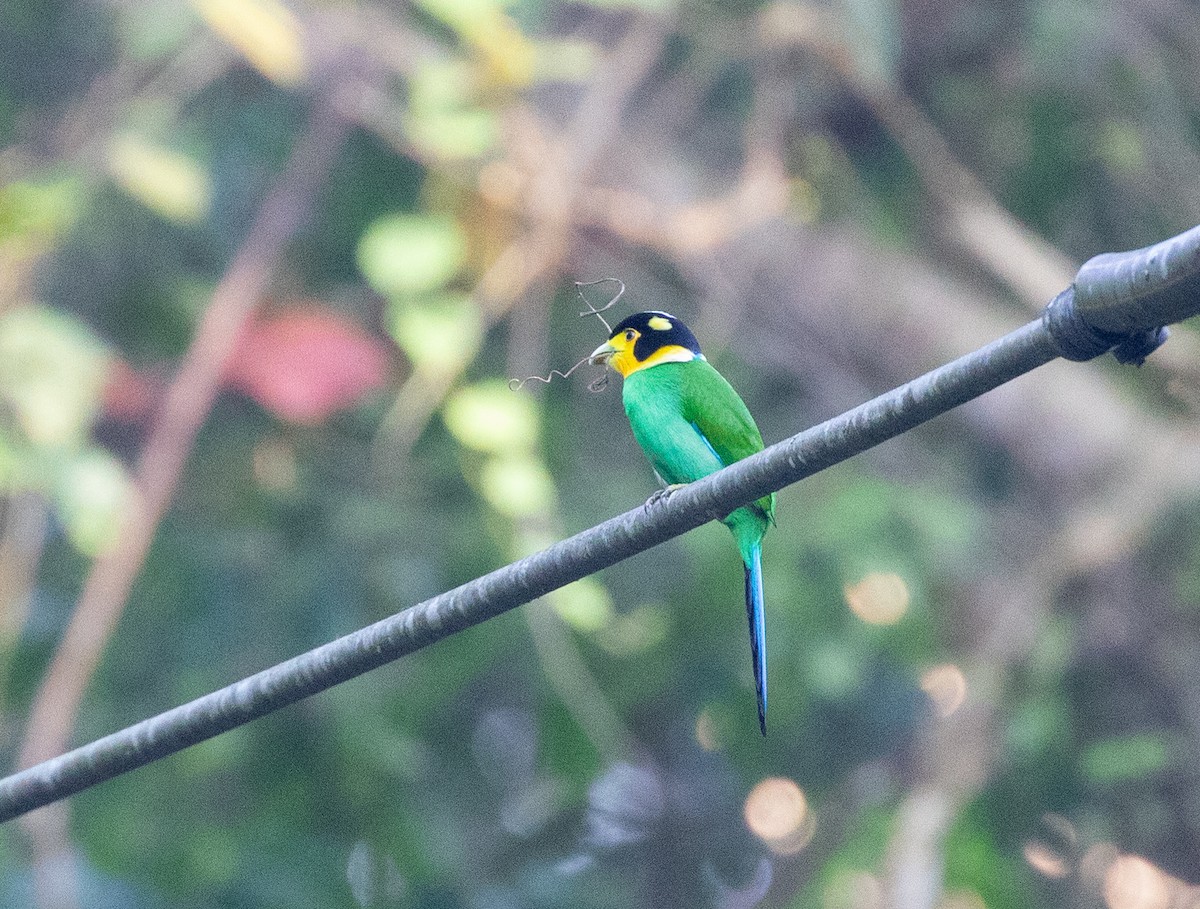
left=647, top=315, right=673, bottom=331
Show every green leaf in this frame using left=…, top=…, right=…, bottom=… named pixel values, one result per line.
left=443, top=381, right=540, bottom=453
left=407, top=108, right=499, bottom=161
left=358, top=214, right=467, bottom=298
left=1081, top=733, right=1169, bottom=784
left=0, top=304, right=110, bottom=447
left=388, top=293, right=482, bottom=375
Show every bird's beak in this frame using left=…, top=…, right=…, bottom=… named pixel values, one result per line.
left=589, top=341, right=616, bottom=366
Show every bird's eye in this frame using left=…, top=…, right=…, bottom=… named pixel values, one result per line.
left=624, top=329, right=635, bottom=341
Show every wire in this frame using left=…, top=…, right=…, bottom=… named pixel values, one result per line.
left=0, top=225, right=1196, bottom=823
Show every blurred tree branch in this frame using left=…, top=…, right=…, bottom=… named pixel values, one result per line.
left=15, top=83, right=350, bottom=907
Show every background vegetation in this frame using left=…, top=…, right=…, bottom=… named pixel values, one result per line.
left=1, top=0, right=1199, bottom=906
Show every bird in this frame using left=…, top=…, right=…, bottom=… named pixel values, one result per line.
left=590, top=311, right=775, bottom=735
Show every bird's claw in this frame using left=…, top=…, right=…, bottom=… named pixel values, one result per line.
left=643, top=484, right=686, bottom=511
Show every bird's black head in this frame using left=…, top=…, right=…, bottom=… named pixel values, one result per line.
left=590, top=311, right=703, bottom=377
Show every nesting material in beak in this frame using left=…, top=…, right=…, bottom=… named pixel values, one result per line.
left=589, top=342, right=616, bottom=366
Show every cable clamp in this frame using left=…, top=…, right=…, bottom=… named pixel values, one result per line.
left=1042, top=288, right=1169, bottom=366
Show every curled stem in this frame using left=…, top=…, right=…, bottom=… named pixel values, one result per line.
left=509, top=278, right=625, bottom=392
left=574, top=278, right=624, bottom=333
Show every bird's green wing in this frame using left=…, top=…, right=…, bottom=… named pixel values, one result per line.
left=676, top=360, right=765, bottom=466
left=678, top=360, right=775, bottom=525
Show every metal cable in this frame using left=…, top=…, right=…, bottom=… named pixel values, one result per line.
left=1, top=224, right=1197, bottom=822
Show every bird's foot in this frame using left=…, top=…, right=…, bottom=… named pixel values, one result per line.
left=644, top=484, right=686, bottom=511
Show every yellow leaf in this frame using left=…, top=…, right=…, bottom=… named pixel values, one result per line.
left=108, top=135, right=212, bottom=223
left=389, top=294, right=482, bottom=376
left=358, top=214, right=467, bottom=298
left=479, top=455, right=556, bottom=517
left=193, top=0, right=305, bottom=85
left=444, top=382, right=539, bottom=453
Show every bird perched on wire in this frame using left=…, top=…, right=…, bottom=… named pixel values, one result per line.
left=590, top=311, right=775, bottom=735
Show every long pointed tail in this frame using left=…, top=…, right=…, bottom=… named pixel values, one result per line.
left=743, top=543, right=768, bottom=736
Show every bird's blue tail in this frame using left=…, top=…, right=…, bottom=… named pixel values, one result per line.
left=743, top=543, right=767, bottom=736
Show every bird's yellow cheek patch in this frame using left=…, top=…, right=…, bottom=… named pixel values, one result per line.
left=610, top=350, right=636, bottom=376
left=625, top=344, right=698, bottom=374
left=600, top=336, right=632, bottom=376
left=647, top=316, right=673, bottom=331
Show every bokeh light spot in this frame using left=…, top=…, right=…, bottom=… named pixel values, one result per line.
left=390, top=294, right=482, bottom=377
left=358, top=213, right=466, bottom=299
left=744, top=777, right=814, bottom=855
left=844, top=572, right=910, bottom=625
left=1024, top=840, right=1069, bottom=879
left=549, top=577, right=614, bottom=632
left=1104, top=854, right=1171, bottom=909
left=479, top=456, right=556, bottom=517
left=57, top=451, right=131, bottom=556
left=920, top=663, right=967, bottom=717
left=0, top=305, right=109, bottom=447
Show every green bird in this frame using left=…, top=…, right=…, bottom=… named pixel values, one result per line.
left=590, top=311, right=776, bottom=735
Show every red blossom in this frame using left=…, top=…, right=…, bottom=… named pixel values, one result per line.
left=227, top=306, right=392, bottom=425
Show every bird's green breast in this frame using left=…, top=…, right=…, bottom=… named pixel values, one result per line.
left=622, top=360, right=775, bottom=533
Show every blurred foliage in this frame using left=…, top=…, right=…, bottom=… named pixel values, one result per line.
left=1, top=0, right=1199, bottom=907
